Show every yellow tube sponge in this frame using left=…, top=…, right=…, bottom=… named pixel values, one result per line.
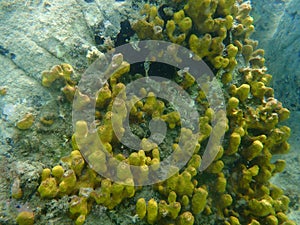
left=124, top=178, right=135, bottom=198
left=16, top=113, right=34, bottom=130
left=74, top=120, right=88, bottom=140
left=191, top=187, right=208, bottom=214
left=0, top=86, right=7, bottom=96
left=188, top=155, right=201, bottom=170
left=62, top=150, right=85, bottom=176
left=184, top=0, right=218, bottom=33
left=215, top=174, right=227, bottom=193
left=116, top=162, right=132, bottom=181
left=128, top=152, right=141, bottom=166
left=87, top=149, right=107, bottom=174
left=143, top=92, right=158, bottom=115
left=69, top=196, right=88, bottom=216
left=178, top=17, right=192, bottom=33
left=147, top=198, right=158, bottom=224
left=137, top=164, right=149, bottom=185
left=242, top=140, right=264, bottom=161
left=211, top=56, right=229, bottom=69
left=75, top=214, right=86, bottom=225
left=206, top=160, right=224, bottom=173
left=90, top=179, right=111, bottom=205
left=73, top=91, right=91, bottom=111
left=97, top=124, right=113, bottom=144
left=282, top=221, right=296, bottom=225
left=132, top=4, right=164, bottom=40
left=176, top=171, right=195, bottom=197
left=168, top=191, right=177, bottom=203
left=250, top=81, right=273, bottom=100
left=248, top=199, right=275, bottom=217
left=231, top=84, right=251, bottom=102
left=180, top=71, right=196, bottom=89
left=226, top=132, right=241, bottom=155
left=219, top=193, right=233, bottom=210
left=227, top=97, right=239, bottom=115
left=156, top=193, right=182, bottom=220
left=242, top=44, right=253, bottom=63
left=273, top=159, right=286, bottom=173
left=42, top=66, right=61, bottom=87
left=161, top=111, right=181, bottom=129
left=177, top=211, right=194, bottom=225
left=165, top=10, right=192, bottom=44
left=41, top=64, right=73, bottom=87
left=189, top=33, right=212, bottom=59
left=108, top=183, right=126, bottom=209
left=264, top=215, right=278, bottom=225
left=38, top=177, right=58, bottom=198
left=229, top=216, right=241, bottom=225
left=69, top=196, right=89, bottom=225
left=198, top=116, right=212, bottom=142
left=168, top=201, right=181, bottom=219
left=276, top=212, right=288, bottom=224
left=173, top=9, right=185, bottom=23
left=132, top=20, right=154, bottom=40
left=58, top=170, right=77, bottom=195
left=96, top=83, right=112, bottom=109
left=278, top=108, right=290, bottom=122
left=248, top=219, right=260, bottom=225
left=273, top=195, right=290, bottom=212
left=16, top=211, right=34, bottom=225
left=62, top=84, right=76, bottom=102
left=158, top=200, right=168, bottom=218
left=227, top=44, right=239, bottom=58
left=217, top=0, right=236, bottom=16
left=41, top=168, right=51, bottom=181
left=51, top=165, right=64, bottom=181
left=181, top=195, right=190, bottom=208
left=136, top=198, right=147, bottom=219
left=141, top=138, right=158, bottom=151
left=110, top=62, right=130, bottom=89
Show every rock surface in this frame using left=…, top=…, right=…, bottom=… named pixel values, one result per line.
left=0, top=0, right=299, bottom=224
left=252, top=0, right=300, bottom=110
left=252, top=0, right=300, bottom=223
left=0, top=0, right=135, bottom=224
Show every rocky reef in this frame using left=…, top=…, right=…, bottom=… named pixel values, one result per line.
left=0, top=0, right=298, bottom=225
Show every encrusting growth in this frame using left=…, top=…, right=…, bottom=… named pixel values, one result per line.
left=35, top=0, right=295, bottom=225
